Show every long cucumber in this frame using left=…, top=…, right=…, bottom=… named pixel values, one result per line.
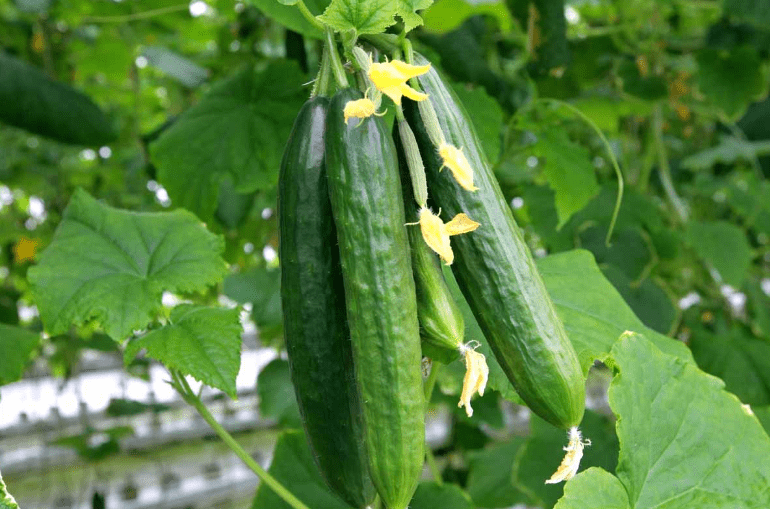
left=279, top=96, right=375, bottom=508
left=325, top=89, right=425, bottom=509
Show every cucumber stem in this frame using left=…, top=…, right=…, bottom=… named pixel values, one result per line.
left=311, top=45, right=332, bottom=98
left=325, top=28, right=349, bottom=88
left=294, top=0, right=325, bottom=33
left=170, top=371, right=311, bottom=509
left=652, top=104, right=688, bottom=224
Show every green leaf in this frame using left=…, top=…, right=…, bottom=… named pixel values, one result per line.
left=142, top=46, right=209, bottom=88
left=531, top=129, right=600, bottom=228
left=409, top=482, right=474, bottom=509
left=513, top=411, right=619, bottom=508
left=684, top=220, right=752, bottom=287
left=536, top=250, right=693, bottom=374
left=465, top=439, right=530, bottom=508
left=397, top=0, right=433, bottom=32
left=248, top=0, right=329, bottom=38
left=0, top=471, right=19, bottom=509
left=689, top=322, right=770, bottom=406
left=251, top=430, right=352, bottom=509
left=696, top=47, right=767, bottom=121
left=608, top=333, right=770, bottom=508
left=0, top=324, right=40, bottom=385
left=0, top=52, right=115, bottom=145
left=150, top=61, right=307, bottom=220
left=450, top=83, right=503, bottom=163
left=124, top=305, right=242, bottom=398
left=318, top=0, right=398, bottom=36
left=257, top=359, right=302, bottom=427
left=421, top=0, right=513, bottom=33
left=680, top=136, right=770, bottom=171
left=553, top=468, right=630, bottom=509
left=28, top=189, right=228, bottom=341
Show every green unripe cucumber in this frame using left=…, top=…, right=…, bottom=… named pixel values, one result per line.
left=279, top=96, right=375, bottom=508
left=394, top=123, right=465, bottom=362
left=404, top=56, right=586, bottom=430
left=325, top=88, right=425, bottom=509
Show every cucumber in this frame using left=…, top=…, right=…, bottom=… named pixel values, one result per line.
left=403, top=56, right=585, bottom=429
left=394, top=124, right=464, bottom=361
left=325, top=88, right=425, bottom=509
left=279, top=96, right=375, bottom=508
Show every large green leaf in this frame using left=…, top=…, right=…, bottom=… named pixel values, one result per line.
left=0, top=470, right=19, bottom=509
left=124, top=305, right=242, bottom=398
left=317, top=0, right=398, bottom=36
left=555, top=332, right=770, bottom=508
left=684, top=220, right=752, bottom=287
left=142, top=46, right=209, bottom=88
left=601, top=265, right=676, bottom=334
left=251, top=430, right=352, bottom=509
left=0, top=324, right=40, bottom=385
left=537, top=250, right=692, bottom=373
left=250, top=0, right=329, bottom=38
left=680, top=136, right=770, bottom=171
left=409, top=482, right=474, bottom=509
left=723, top=0, right=770, bottom=33
left=150, top=61, right=307, bottom=220
left=0, top=53, right=115, bottom=145
left=223, top=266, right=282, bottom=341
left=696, top=46, right=767, bottom=121
left=28, top=190, right=227, bottom=341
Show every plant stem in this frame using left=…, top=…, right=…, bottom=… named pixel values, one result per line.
left=295, top=0, right=325, bottom=33
left=311, top=45, right=332, bottom=98
left=362, top=33, right=402, bottom=53
left=425, top=446, right=443, bottom=485
left=170, top=372, right=310, bottom=509
left=652, top=104, right=688, bottom=224
left=83, top=4, right=189, bottom=23
left=325, top=28, right=349, bottom=88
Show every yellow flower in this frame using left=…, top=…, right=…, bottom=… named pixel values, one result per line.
left=439, top=143, right=477, bottom=191
left=545, top=427, right=591, bottom=484
left=415, top=208, right=480, bottom=265
left=458, top=342, right=489, bottom=417
left=343, top=97, right=385, bottom=125
left=368, top=60, right=431, bottom=105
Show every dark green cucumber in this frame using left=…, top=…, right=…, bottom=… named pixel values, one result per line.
left=279, top=96, right=375, bottom=508
left=325, top=89, right=425, bottom=509
left=404, top=56, right=585, bottom=429
left=394, top=124, right=464, bottom=361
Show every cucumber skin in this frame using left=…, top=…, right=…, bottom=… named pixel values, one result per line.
left=404, top=57, right=585, bottom=429
left=394, top=126, right=465, bottom=357
left=279, top=96, right=375, bottom=508
left=325, top=89, right=425, bottom=509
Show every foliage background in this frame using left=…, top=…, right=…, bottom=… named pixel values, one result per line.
left=2, top=0, right=770, bottom=508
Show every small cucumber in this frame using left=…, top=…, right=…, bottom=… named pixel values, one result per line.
left=279, top=96, right=375, bottom=508
left=404, top=56, right=586, bottom=429
left=394, top=124, right=464, bottom=361
left=325, top=89, right=425, bottom=509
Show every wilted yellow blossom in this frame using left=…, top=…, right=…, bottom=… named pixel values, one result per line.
left=368, top=60, right=430, bottom=105
left=439, top=143, right=477, bottom=191
left=458, top=342, right=489, bottom=417
left=415, top=208, right=480, bottom=265
left=545, top=427, right=590, bottom=484
left=343, top=98, right=385, bottom=125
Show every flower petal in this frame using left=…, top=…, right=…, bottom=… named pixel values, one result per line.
left=398, top=83, right=429, bottom=102
left=418, top=208, right=453, bottom=265
left=545, top=427, right=590, bottom=484
left=444, top=213, right=480, bottom=236
left=439, top=143, right=478, bottom=191
left=343, top=98, right=378, bottom=124
left=458, top=346, right=489, bottom=417
left=389, top=60, right=431, bottom=78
